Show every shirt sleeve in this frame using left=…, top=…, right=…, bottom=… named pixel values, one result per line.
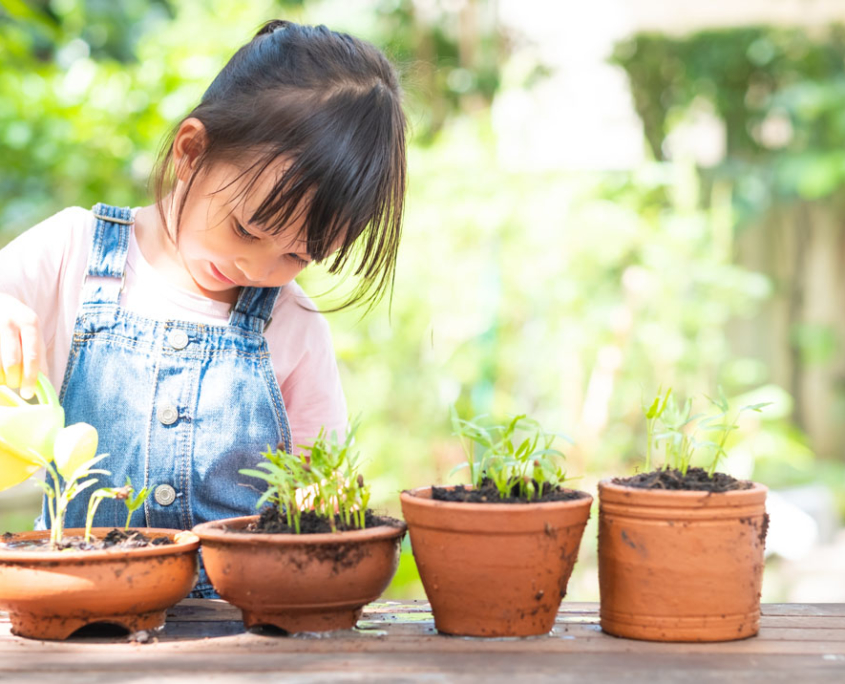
left=0, top=207, right=87, bottom=353
left=268, top=291, right=347, bottom=452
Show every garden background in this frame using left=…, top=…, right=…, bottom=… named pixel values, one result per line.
left=1, top=0, right=844, bottom=601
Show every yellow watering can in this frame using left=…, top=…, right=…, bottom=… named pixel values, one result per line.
left=0, top=375, right=97, bottom=492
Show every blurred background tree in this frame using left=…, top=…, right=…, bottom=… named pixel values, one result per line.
left=1, top=0, right=843, bottom=601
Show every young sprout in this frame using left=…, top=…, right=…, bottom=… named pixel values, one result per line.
left=642, top=387, right=771, bottom=477
left=450, top=409, right=571, bottom=500
left=240, top=418, right=371, bottom=533
left=122, top=479, right=150, bottom=530
left=699, top=388, right=771, bottom=476
left=83, top=478, right=149, bottom=543
left=643, top=387, right=672, bottom=472
left=84, top=487, right=119, bottom=544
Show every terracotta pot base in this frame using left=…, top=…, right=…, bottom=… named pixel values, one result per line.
left=9, top=608, right=167, bottom=641
left=600, top=608, right=760, bottom=642
left=243, top=606, right=364, bottom=632
left=434, top=606, right=559, bottom=638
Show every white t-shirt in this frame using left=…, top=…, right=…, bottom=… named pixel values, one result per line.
left=0, top=206, right=347, bottom=448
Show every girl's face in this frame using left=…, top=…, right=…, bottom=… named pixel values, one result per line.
left=172, top=159, right=315, bottom=298
left=167, top=119, right=336, bottom=300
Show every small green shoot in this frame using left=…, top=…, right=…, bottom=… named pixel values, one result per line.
left=122, top=479, right=149, bottom=530
left=83, top=478, right=149, bottom=543
left=642, top=387, right=771, bottom=477
left=450, top=408, right=570, bottom=500
left=240, top=418, right=371, bottom=533
left=643, top=387, right=671, bottom=472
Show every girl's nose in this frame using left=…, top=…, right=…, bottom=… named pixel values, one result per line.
left=235, top=259, right=273, bottom=284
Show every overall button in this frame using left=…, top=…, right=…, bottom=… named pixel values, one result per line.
left=168, top=329, right=189, bottom=350
left=154, top=484, right=176, bottom=506
left=157, top=404, right=178, bottom=425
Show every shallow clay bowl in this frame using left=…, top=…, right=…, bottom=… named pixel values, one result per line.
left=193, top=515, right=407, bottom=633
left=0, top=527, right=200, bottom=640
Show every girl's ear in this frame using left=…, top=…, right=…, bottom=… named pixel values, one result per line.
left=172, top=117, right=208, bottom=182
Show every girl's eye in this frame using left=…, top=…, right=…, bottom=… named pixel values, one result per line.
left=234, top=222, right=259, bottom=241
left=288, top=254, right=309, bottom=268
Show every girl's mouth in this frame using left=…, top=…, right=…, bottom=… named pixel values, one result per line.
left=210, top=263, right=236, bottom=285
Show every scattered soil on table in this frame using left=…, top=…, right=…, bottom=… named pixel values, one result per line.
left=431, top=478, right=588, bottom=504
left=0, top=528, right=173, bottom=552
left=614, top=467, right=753, bottom=492
left=240, top=507, right=403, bottom=534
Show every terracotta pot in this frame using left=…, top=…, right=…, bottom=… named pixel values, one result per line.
left=598, top=479, right=768, bottom=642
left=192, top=515, right=406, bottom=633
left=400, top=486, right=592, bottom=637
left=0, top=528, right=200, bottom=640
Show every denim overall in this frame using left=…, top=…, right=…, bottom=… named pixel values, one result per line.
left=43, top=203, right=292, bottom=597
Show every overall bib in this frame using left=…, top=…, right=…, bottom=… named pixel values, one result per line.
left=42, top=203, right=292, bottom=597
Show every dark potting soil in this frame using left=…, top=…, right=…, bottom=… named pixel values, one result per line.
left=0, top=528, right=174, bottom=552
left=431, top=478, right=589, bottom=504
left=614, top=467, right=753, bottom=493
left=241, top=507, right=403, bottom=534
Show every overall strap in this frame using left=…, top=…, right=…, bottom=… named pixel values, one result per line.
left=81, top=203, right=133, bottom=304
left=229, top=286, right=281, bottom=333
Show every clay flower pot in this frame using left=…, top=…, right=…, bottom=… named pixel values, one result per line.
left=192, top=515, right=407, bottom=633
left=0, top=528, right=200, bottom=640
left=598, top=479, right=768, bottom=642
left=400, top=486, right=593, bottom=637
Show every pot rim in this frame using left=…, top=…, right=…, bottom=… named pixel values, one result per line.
left=192, top=514, right=407, bottom=545
left=400, top=485, right=593, bottom=512
left=0, top=527, right=200, bottom=563
left=598, top=477, right=768, bottom=498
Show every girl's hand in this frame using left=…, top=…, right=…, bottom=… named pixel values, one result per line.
left=0, top=294, right=46, bottom=400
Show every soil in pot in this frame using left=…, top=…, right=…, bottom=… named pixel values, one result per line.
left=598, top=477, right=768, bottom=642
left=194, top=512, right=407, bottom=634
left=614, top=466, right=753, bottom=493
left=1, top=528, right=174, bottom=552
left=432, top=477, right=589, bottom=504
left=241, top=507, right=402, bottom=534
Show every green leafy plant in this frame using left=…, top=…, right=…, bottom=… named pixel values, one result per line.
left=240, top=419, right=371, bottom=534
left=643, top=387, right=672, bottom=472
left=643, top=387, right=770, bottom=476
left=84, top=478, right=149, bottom=543
left=450, top=407, right=570, bottom=500
left=0, top=374, right=111, bottom=547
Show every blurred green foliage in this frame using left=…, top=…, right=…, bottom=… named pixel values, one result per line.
left=1, top=2, right=843, bottom=601
left=614, top=28, right=845, bottom=181
left=611, top=26, right=845, bottom=475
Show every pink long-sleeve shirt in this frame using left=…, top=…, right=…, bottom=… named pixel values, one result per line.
left=0, top=206, right=347, bottom=448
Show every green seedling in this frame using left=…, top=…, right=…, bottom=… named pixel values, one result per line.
left=643, top=386, right=671, bottom=472
left=450, top=407, right=571, bottom=500
left=642, top=387, right=770, bottom=476
left=240, top=418, right=371, bottom=533
left=0, top=374, right=110, bottom=547
left=83, top=478, right=149, bottom=543
left=122, top=479, right=150, bottom=530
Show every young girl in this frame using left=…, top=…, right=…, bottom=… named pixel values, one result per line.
left=0, top=20, right=406, bottom=597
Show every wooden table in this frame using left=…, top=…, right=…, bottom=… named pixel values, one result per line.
left=2, top=600, right=844, bottom=682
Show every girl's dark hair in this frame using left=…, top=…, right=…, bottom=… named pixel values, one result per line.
left=153, top=20, right=406, bottom=311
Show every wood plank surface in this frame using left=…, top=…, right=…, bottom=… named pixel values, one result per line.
left=0, top=600, right=843, bottom=683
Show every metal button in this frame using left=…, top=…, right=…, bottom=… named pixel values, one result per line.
left=168, top=329, right=189, bottom=350
left=157, top=404, right=178, bottom=425
left=154, top=484, right=176, bottom=506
